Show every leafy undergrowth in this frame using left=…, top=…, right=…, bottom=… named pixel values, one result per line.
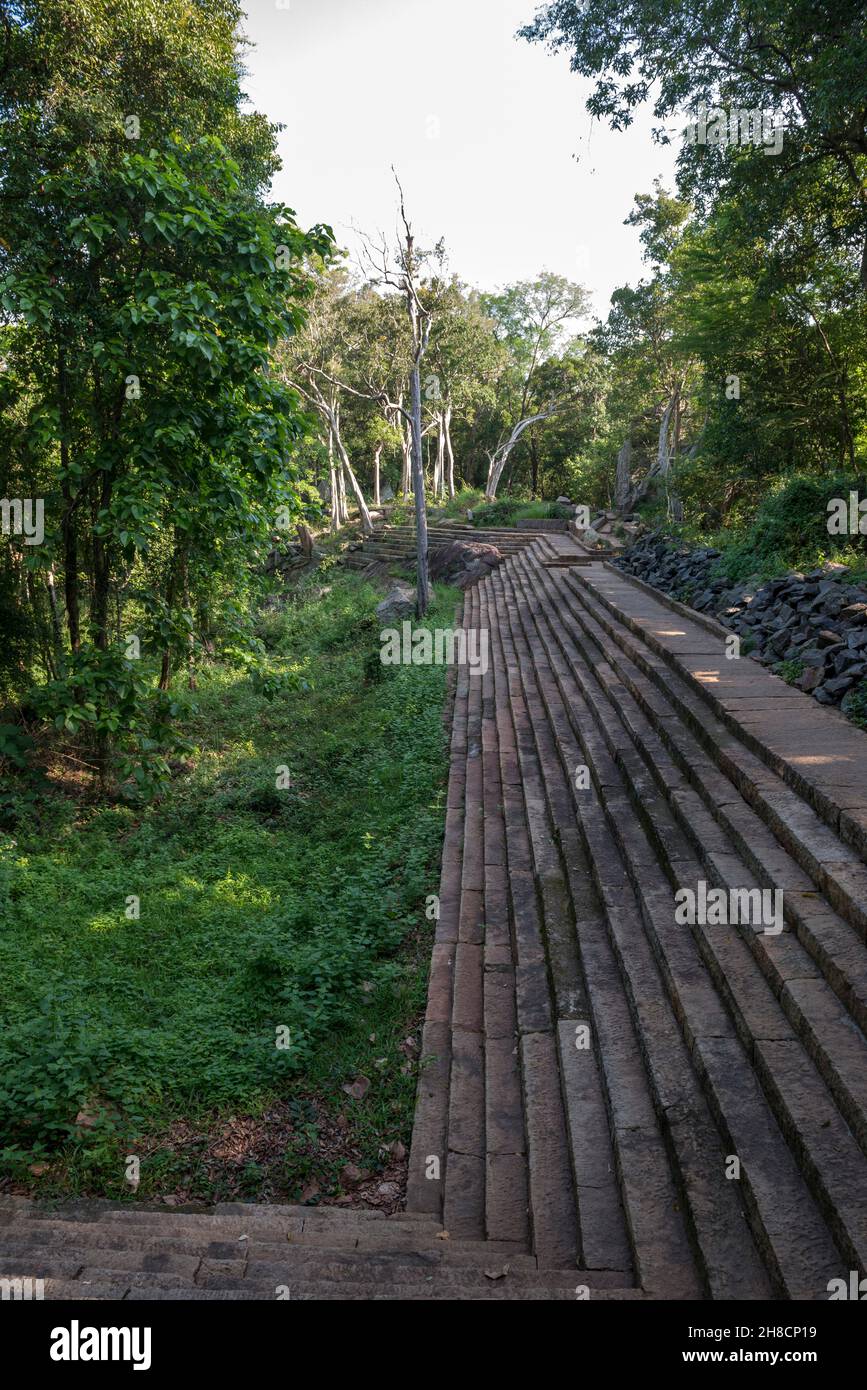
left=0, top=572, right=458, bottom=1207
left=470, top=498, right=571, bottom=528
left=662, top=474, right=867, bottom=583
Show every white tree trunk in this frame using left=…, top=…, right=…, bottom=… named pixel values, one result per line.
left=328, top=429, right=341, bottom=531
left=373, top=443, right=383, bottom=507
left=434, top=416, right=446, bottom=499
left=629, top=384, right=681, bottom=511
left=485, top=407, right=560, bottom=501
left=332, top=428, right=373, bottom=534
left=410, top=363, right=430, bottom=615
left=444, top=404, right=456, bottom=498
left=657, top=390, right=676, bottom=480
left=400, top=411, right=412, bottom=497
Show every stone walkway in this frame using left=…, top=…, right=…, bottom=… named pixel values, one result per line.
left=4, top=533, right=866, bottom=1299
left=406, top=533, right=867, bottom=1299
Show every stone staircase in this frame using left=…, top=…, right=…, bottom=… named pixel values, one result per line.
left=341, top=521, right=557, bottom=573
left=0, top=1197, right=608, bottom=1300
left=406, top=532, right=867, bottom=1300
left=5, top=532, right=866, bottom=1300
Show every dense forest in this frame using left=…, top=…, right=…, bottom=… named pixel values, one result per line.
left=3, top=2, right=867, bottom=786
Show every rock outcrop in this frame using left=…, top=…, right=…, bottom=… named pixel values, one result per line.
left=428, top=539, right=504, bottom=590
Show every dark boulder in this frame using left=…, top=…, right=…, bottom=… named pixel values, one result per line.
left=429, top=540, right=504, bottom=588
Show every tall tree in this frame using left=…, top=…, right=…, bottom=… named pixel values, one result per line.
left=481, top=272, right=589, bottom=497
left=0, top=2, right=332, bottom=789
left=520, top=0, right=867, bottom=290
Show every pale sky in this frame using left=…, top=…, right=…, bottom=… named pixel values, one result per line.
left=239, top=0, right=679, bottom=322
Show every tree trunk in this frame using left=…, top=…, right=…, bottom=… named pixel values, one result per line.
left=159, top=556, right=179, bottom=692
left=27, top=571, right=57, bottom=681
left=327, top=429, right=341, bottom=531
left=45, top=566, right=65, bottom=673
left=444, top=404, right=456, bottom=498
left=486, top=409, right=559, bottom=501
left=334, top=426, right=349, bottom=525
left=400, top=412, right=412, bottom=497
left=373, top=443, right=383, bottom=506
left=58, top=349, right=80, bottom=650
left=434, top=417, right=446, bottom=499
left=628, top=385, right=680, bottom=510
left=615, top=436, right=632, bottom=512
left=91, top=472, right=112, bottom=652
left=657, top=390, right=675, bottom=478
left=410, top=364, right=430, bottom=616
left=530, top=433, right=539, bottom=498
left=333, top=429, right=373, bottom=534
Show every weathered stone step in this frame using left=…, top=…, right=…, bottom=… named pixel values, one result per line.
left=542, top=570, right=867, bottom=1174
left=2, top=1243, right=609, bottom=1287
left=205, top=1259, right=624, bottom=1289
left=477, top=582, right=531, bottom=1250
left=556, top=581, right=867, bottom=1036
left=37, top=1280, right=262, bottom=1300
left=540, top=638, right=867, bottom=1276
left=52, top=1279, right=640, bottom=1301
left=497, top=557, right=773, bottom=1298
left=505, top=547, right=855, bottom=1295
left=564, top=571, right=867, bottom=943
left=480, top=576, right=583, bottom=1271
left=570, top=566, right=867, bottom=865
left=511, top=550, right=865, bottom=1290
left=484, top=572, right=635, bottom=1278
left=441, top=582, right=487, bottom=1240
left=407, top=601, right=471, bottom=1219
left=0, top=1195, right=440, bottom=1224
left=494, top=550, right=693, bottom=1293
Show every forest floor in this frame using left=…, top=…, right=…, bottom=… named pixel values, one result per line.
left=0, top=570, right=458, bottom=1211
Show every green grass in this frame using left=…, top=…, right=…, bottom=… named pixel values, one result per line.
left=0, top=572, right=458, bottom=1200
left=469, top=498, right=571, bottom=529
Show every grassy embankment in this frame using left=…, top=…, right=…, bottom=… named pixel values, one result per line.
left=0, top=570, right=459, bottom=1204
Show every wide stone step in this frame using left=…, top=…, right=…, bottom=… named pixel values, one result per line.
left=479, top=575, right=580, bottom=1270
left=32, top=1278, right=641, bottom=1301
left=406, top=599, right=471, bottom=1219
left=549, top=575, right=867, bottom=1160
left=498, top=557, right=772, bottom=1298
left=508, top=549, right=862, bottom=1292
left=565, top=570, right=867, bottom=940
left=557, top=581, right=867, bottom=1014
left=489, top=550, right=700, bottom=1293
left=571, top=566, right=867, bottom=863
left=2, top=1243, right=606, bottom=1287
left=442, top=583, right=487, bottom=1240
left=536, top=574, right=867, bottom=1277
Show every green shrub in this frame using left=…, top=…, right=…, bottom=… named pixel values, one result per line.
left=470, top=499, right=521, bottom=528
left=842, top=679, right=867, bottom=727
left=470, top=499, right=572, bottom=529
left=713, top=474, right=867, bottom=582
left=773, top=658, right=805, bottom=686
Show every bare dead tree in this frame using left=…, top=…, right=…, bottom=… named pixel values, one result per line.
left=484, top=404, right=563, bottom=501
left=290, top=374, right=374, bottom=532
left=354, top=173, right=435, bottom=616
